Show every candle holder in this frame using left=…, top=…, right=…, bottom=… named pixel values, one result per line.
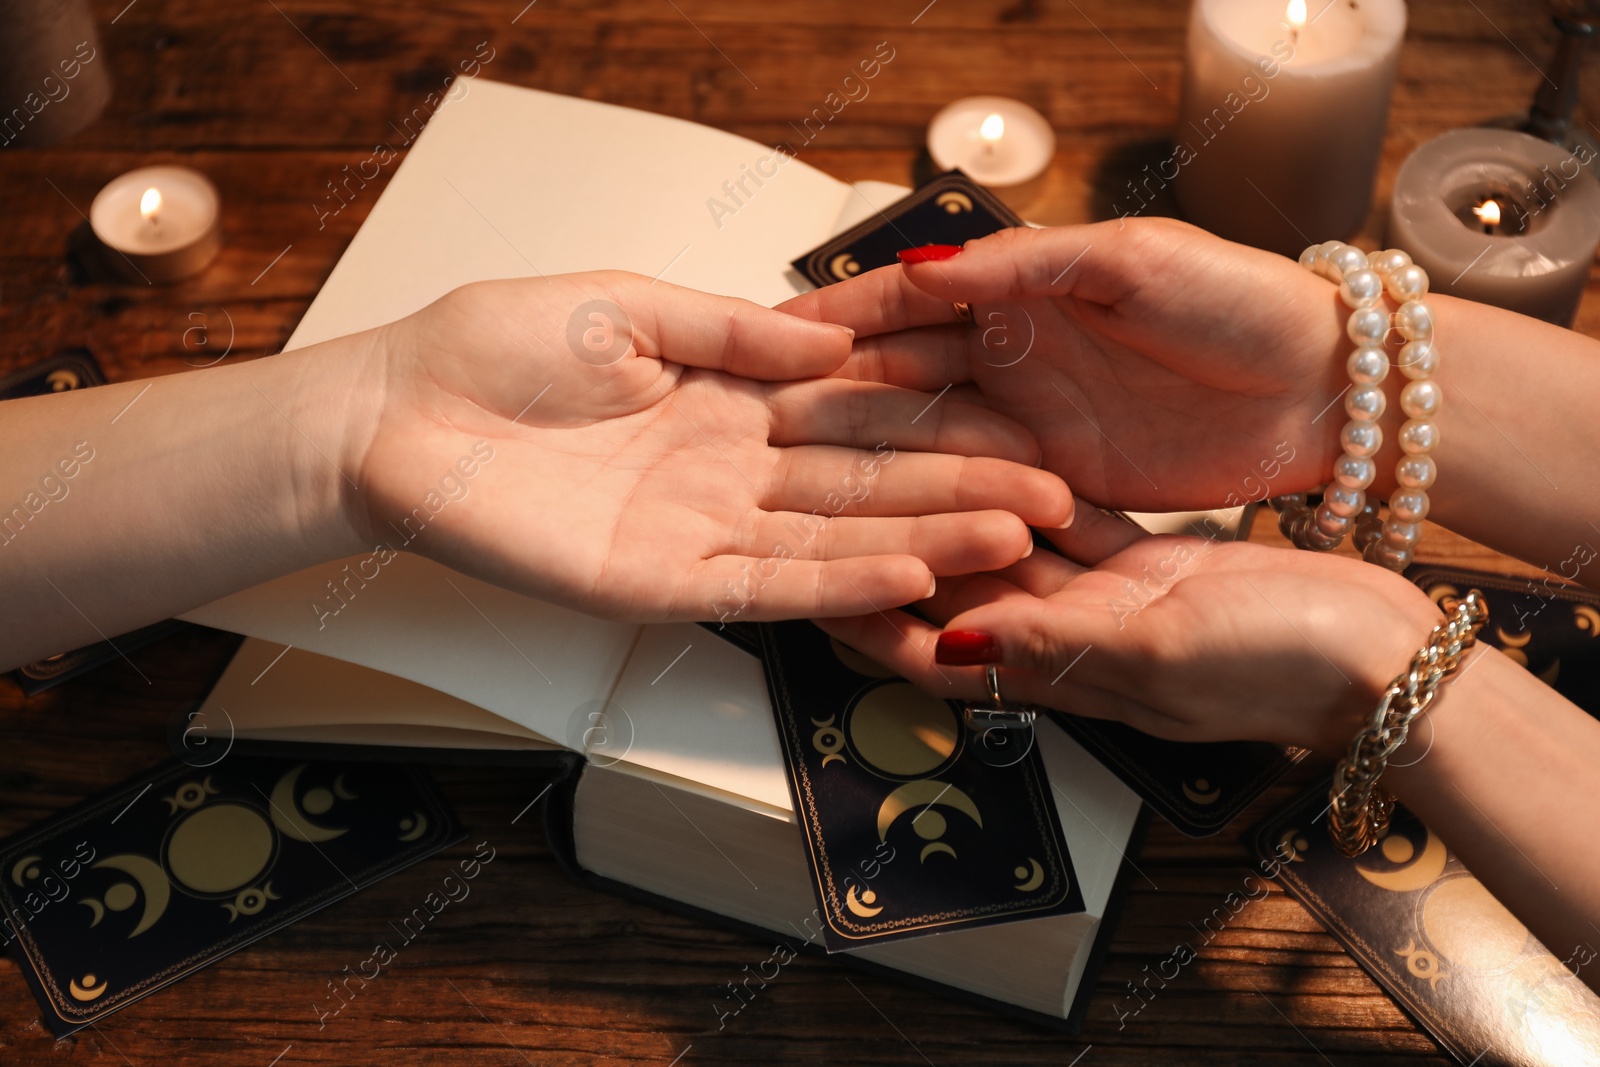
left=1484, top=0, right=1600, bottom=166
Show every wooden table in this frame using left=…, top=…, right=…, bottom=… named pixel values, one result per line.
left=0, top=0, right=1585, bottom=1062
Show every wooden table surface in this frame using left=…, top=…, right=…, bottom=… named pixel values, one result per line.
left=0, top=0, right=1587, bottom=1062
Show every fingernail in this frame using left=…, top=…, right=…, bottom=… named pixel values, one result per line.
left=935, top=630, right=999, bottom=665
left=1021, top=539, right=1035, bottom=558
left=898, top=244, right=962, bottom=264
left=831, top=324, right=856, bottom=339
left=925, top=575, right=937, bottom=598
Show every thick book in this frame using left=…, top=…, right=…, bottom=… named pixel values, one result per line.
left=197, top=633, right=1144, bottom=1025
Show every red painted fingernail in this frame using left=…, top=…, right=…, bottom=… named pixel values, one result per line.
left=935, top=630, right=999, bottom=665
left=897, top=244, right=962, bottom=264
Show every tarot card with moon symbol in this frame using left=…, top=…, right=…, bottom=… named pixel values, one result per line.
left=761, top=621, right=1083, bottom=950
left=1255, top=786, right=1600, bottom=1066
left=0, top=756, right=461, bottom=1035
left=789, top=171, right=1022, bottom=289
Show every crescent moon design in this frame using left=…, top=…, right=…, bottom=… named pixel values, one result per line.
left=10, top=854, right=41, bottom=887
left=47, top=368, right=82, bottom=391
left=1576, top=605, right=1600, bottom=635
left=269, top=765, right=348, bottom=843
left=398, top=812, right=430, bottom=841
left=1424, top=583, right=1460, bottom=609
left=69, top=974, right=107, bottom=1001
left=80, top=899, right=104, bottom=927
left=1356, top=827, right=1448, bottom=893
left=919, top=842, right=957, bottom=862
left=1538, top=658, right=1561, bottom=686
left=93, top=855, right=171, bottom=937
left=1013, top=858, right=1045, bottom=892
left=821, top=754, right=846, bottom=767
left=845, top=885, right=883, bottom=917
left=332, top=774, right=359, bottom=800
left=1181, top=778, right=1222, bottom=805
left=876, top=780, right=982, bottom=841
left=828, top=253, right=861, bottom=280
left=935, top=191, right=974, bottom=213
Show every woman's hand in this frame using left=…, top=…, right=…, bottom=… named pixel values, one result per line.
left=352, top=271, right=1073, bottom=622
left=816, top=518, right=1444, bottom=756
left=778, top=218, right=1351, bottom=514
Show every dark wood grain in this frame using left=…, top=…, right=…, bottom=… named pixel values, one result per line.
left=0, top=0, right=1586, bottom=1062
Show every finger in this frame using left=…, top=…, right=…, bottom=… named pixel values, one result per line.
left=608, top=273, right=855, bottom=379
left=919, top=573, right=1036, bottom=625
left=731, top=511, right=1033, bottom=576
left=775, top=262, right=970, bottom=338
left=986, top=549, right=1087, bottom=599
left=830, top=326, right=974, bottom=390
left=763, top=378, right=1040, bottom=465
left=897, top=222, right=1153, bottom=307
left=1041, top=507, right=1150, bottom=565
left=693, top=554, right=935, bottom=621
left=813, top=611, right=1172, bottom=732
left=763, top=448, right=1073, bottom=529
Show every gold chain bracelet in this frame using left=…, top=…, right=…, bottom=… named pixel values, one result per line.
left=1326, top=590, right=1488, bottom=857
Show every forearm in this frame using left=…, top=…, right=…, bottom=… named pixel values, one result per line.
left=1384, top=644, right=1600, bottom=993
left=1370, top=294, right=1600, bottom=578
left=0, top=340, right=376, bottom=670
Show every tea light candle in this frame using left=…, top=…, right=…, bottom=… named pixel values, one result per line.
left=927, top=96, right=1054, bottom=193
left=89, top=165, right=221, bottom=283
left=1388, top=128, right=1600, bottom=327
left=1172, top=0, right=1405, bottom=256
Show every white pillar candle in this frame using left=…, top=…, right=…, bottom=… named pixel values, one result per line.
left=1171, top=0, right=1406, bottom=256
left=89, top=165, right=221, bottom=284
left=927, top=96, right=1054, bottom=198
left=1389, top=128, right=1600, bottom=327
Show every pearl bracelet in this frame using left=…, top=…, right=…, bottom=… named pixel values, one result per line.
left=1273, top=241, right=1440, bottom=572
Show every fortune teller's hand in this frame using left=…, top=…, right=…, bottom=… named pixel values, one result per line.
left=355, top=272, right=1073, bottom=621
left=777, top=218, right=1353, bottom=514
left=815, top=519, right=1444, bottom=757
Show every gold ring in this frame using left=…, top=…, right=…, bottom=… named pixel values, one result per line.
left=952, top=301, right=974, bottom=324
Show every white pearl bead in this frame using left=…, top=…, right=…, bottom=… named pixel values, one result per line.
left=1333, top=453, right=1377, bottom=490
left=1345, top=383, right=1387, bottom=421
left=1299, top=245, right=1321, bottom=270
left=1395, top=454, right=1437, bottom=490
left=1329, top=245, right=1369, bottom=276
left=1347, top=345, right=1390, bottom=384
left=1398, top=418, right=1440, bottom=454
left=1347, top=306, right=1390, bottom=346
left=1390, top=488, right=1431, bottom=524
left=1382, top=520, right=1423, bottom=549
left=1395, top=299, right=1434, bottom=342
left=1317, top=241, right=1348, bottom=281
left=1324, top=484, right=1366, bottom=518
left=1370, top=248, right=1412, bottom=276
left=1314, top=505, right=1353, bottom=538
left=1397, top=339, right=1439, bottom=380
left=1400, top=378, right=1441, bottom=419
left=1339, top=419, right=1383, bottom=457
left=1386, top=264, right=1429, bottom=302
left=1339, top=269, right=1385, bottom=309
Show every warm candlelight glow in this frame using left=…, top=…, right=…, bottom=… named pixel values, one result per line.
left=1473, top=198, right=1502, bottom=228
left=1286, top=0, right=1307, bottom=29
left=139, top=186, right=162, bottom=224
left=979, top=113, right=1005, bottom=144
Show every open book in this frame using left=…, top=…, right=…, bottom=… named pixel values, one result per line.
left=180, top=79, right=1151, bottom=1023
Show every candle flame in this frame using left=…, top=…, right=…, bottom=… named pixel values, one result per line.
left=139, top=187, right=162, bottom=222
left=979, top=113, right=1005, bottom=143
left=1286, top=0, right=1307, bottom=28
left=1474, top=198, right=1502, bottom=227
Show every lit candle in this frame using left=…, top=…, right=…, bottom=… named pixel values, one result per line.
left=1388, top=128, right=1600, bottom=327
left=927, top=96, right=1054, bottom=201
left=88, top=165, right=221, bottom=283
left=1170, top=0, right=1406, bottom=256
